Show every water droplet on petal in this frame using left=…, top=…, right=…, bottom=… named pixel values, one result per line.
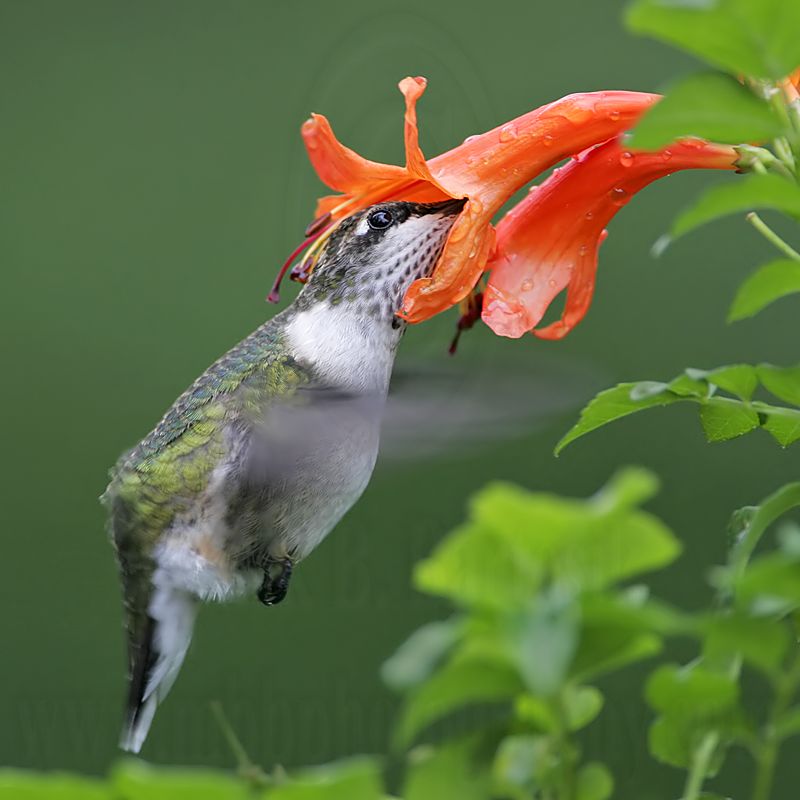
left=521, top=279, right=534, bottom=292
left=608, top=110, right=621, bottom=122
left=610, top=187, right=627, bottom=205
left=579, top=245, right=588, bottom=256
left=619, top=151, right=634, bottom=167
left=662, top=149, right=673, bottom=162
left=465, top=155, right=475, bottom=165
left=528, top=184, right=539, bottom=194
left=543, top=134, right=554, bottom=147
left=585, top=211, right=594, bottom=220
left=499, top=124, right=518, bottom=142
left=463, top=134, right=479, bottom=145
left=548, top=279, right=557, bottom=288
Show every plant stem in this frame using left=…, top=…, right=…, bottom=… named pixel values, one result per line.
left=745, top=212, right=800, bottom=262
left=751, top=653, right=800, bottom=800
left=210, top=701, right=270, bottom=790
left=683, top=731, right=720, bottom=800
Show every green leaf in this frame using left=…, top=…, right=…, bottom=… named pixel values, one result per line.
left=729, top=260, right=800, bottom=321
left=706, top=365, right=758, bottom=400
left=505, top=588, right=579, bottom=695
left=776, top=706, right=800, bottom=741
left=628, top=72, right=782, bottom=149
left=575, top=762, right=613, bottom=800
left=699, top=398, right=759, bottom=441
left=395, top=659, right=522, bottom=746
left=0, top=772, right=108, bottom=800
left=626, top=0, right=800, bottom=80
left=266, top=758, right=383, bottom=800
left=672, top=174, right=800, bottom=241
left=571, top=594, right=667, bottom=681
left=556, top=383, right=681, bottom=454
left=111, top=761, right=249, bottom=800
left=381, top=619, right=462, bottom=691
left=413, top=521, right=542, bottom=609
left=737, top=553, right=800, bottom=606
left=404, top=736, right=493, bottom=800
left=646, top=664, right=741, bottom=771
left=562, top=685, right=605, bottom=732
left=761, top=405, right=800, bottom=446
left=703, top=614, right=790, bottom=676
left=757, top=364, right=800, bottom=406
left=647, top=664, right=739, bottom=717
left=492, top=735, right=554, bottom=799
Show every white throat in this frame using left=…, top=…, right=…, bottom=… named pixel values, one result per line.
left=284, top=303, right=401, bottom=394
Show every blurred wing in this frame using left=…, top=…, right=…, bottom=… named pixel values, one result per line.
left=379, top=354, right=604, bottom=461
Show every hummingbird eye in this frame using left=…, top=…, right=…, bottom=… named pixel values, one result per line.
left=367, top=209, right=394, bottom=231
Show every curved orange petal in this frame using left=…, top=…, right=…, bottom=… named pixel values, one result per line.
left=400, top=91, right=661, bottom=322
left=301, top=112, right=408, bottom=195
left=482, top=138, right=739, bottom=339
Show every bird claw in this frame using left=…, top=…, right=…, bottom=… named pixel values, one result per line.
left=257, top=556, right=294, bottom=606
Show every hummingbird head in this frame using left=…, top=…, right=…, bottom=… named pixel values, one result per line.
left=296, top=198, right=466, bottom=322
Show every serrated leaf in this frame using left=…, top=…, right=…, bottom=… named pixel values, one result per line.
left=706, top=365, right=758, bottom=400
left=266, top=758, right=383, bottom=800
left=699, top=398, right=759, bottom=441
left=556, top=383, right=681, bottom=454
left=757, top=364, right=800, bottom=406
left=761, top=406, right=800, bottom=446
left=673, top=174, right=800, bottom=241
left=626, top=0, right=800, bottom=80
left=575, top=762, right=613, bottom=800
left=395, top=659, right=522, bottom=746
left=381, top=619, right=462, bottom=691
left=729, top=260, right=800, bottom=321
left=628, top=72, right=782, bottom=149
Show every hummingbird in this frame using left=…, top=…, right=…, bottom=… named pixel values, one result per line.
left=102, top=197, right=466, bottom=753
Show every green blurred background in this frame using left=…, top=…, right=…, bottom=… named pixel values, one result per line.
left=2, top=0, right=798, bottom=796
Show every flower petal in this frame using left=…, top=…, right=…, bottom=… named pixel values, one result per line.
left=400, top=91, right=661, bottom=322
left=301, top=113, right=408, bottom=195
left=482, top=138, right=739, bottom=339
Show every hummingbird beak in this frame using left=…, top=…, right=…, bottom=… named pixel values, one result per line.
left=422, top=197, right=467, bottom=217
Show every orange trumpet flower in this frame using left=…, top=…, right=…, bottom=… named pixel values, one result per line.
left=298, top=78, right=659, bottom=322
left=482, top=137, right=739, bottom=339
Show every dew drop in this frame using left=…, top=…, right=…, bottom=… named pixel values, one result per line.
left=528, top=184, right=539, bottom=194
left=585, top=211, right=594, bottom=220
left=662, top=149, right=673, bottom=162
left=619, top=151, right=634, bottom=167
left=521, top=279, right=534, bottom=292
left=610, top=187, right=627, bottom=205
left=465, top=155, right=475, bottom=165
left=463, top=134, right=479, bottom=145
left=499, top=124, right=518, bottom=142
left=548, top=279, right=557, bottom=288
left=579, top=245, right=588, bottom=256
left=608, top=110, right=621, bottom=122
left=543, top=134, right=554, bottom=147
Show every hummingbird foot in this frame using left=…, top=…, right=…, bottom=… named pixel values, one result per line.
left=257, top=556, right=294, bottom=606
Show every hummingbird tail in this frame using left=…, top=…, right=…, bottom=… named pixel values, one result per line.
left=119, top=586, right=198, bottom=753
